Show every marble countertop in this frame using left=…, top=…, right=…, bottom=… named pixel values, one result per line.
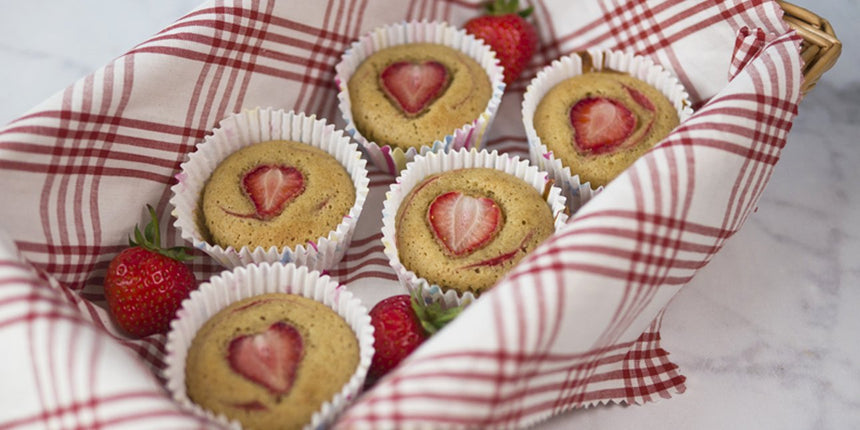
left=1, top=1, right=857, bottom=428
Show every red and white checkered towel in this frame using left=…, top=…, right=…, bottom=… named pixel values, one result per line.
left=0, top=0, right=802, bottom=428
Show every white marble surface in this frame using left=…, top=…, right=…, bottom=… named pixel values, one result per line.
left=1, top=1, right=858, bottom=429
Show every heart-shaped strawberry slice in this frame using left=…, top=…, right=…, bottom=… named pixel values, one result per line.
left=380, top=61, right=449, bottom=116
left=569, top=96, right=636, bottom=154
left=242, top=164, right=304, bottom=220
left=427, top=191, right=501, bottom=257
left=227, top=321, right=303, bottom=395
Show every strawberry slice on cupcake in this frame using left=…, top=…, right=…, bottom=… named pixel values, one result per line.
left=427, top=191, right=502, bottom=257
left=380, top=60, right=451, bottom=116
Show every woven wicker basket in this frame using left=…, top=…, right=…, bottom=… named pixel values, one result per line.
left=780, top=1, right=841, bottom=96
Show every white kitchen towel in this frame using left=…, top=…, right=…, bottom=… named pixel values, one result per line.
left=0, top=0, right=802, bottom=428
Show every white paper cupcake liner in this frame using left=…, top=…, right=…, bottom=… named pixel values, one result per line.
left=522, top=48, right=694, bottom=210
left=335, top=20, right=506, bottom=176
left=163, top=262, right=374, bottom=430
left=381, top=148, right=572, bottom=308
left=169, top=107, right=370, bottom=271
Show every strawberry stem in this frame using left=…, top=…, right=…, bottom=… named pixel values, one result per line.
left=410, top=289, right=463, bottom=336
left=485, top=0, right=533, bottom=18
left=129, top=204, right=193, bottom=262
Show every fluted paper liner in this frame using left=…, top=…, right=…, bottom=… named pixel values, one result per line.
left=335, top=20, right=506, bottom=175
left=381, top=148, right=573, bottom=307
left=163, top=262, right=374, bottom=430
left=169, top=108, right=370, bottom=270
left=522, top=48, right=694, bottom=210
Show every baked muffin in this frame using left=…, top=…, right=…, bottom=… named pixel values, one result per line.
left=533, top=70, right=679, bottom=187
left=524, top=50, right=693, bottom=191
left=335, top=21, right=505, bottom=176
left=170, top=108, right=370, bottom=270
left=347, top=42, right=492, bottom=152
left=185, top=292, right=360, bottom=430
left=395, top=167, right=556, bottom=296
left=201, top=139, right=355, bottom=250
left=164, top=262, right=373, bottom=430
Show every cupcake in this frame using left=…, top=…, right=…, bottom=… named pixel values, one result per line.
left=201, top=140, right=355, bottom=251
left=523, top=49, right=693, bottom=194
left=170, top=108, right=370, bottom=270
left=381, top=148, right=573, bottom=307
left=164, top=262, right=374, bottom=430
left=335, top=21, right=505, bottom=175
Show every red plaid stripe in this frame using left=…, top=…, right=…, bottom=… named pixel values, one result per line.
left=0, top=253, right=213, bottom=429
left=0, top=0, right=802, bottom=428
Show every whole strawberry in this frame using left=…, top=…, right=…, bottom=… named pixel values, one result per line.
left=103, top=205, right=196, bottom=338
left=366, top=294, right=460, bottom=386
left=464, top=0, right=539, bottom=85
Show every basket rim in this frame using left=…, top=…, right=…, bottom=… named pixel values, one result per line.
left=779, top=0, right=842, bottom=96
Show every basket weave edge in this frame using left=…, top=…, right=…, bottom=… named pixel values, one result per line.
left=778, top=1, right=842, bottom=96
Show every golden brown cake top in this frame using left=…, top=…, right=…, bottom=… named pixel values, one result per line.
left=201, top=140, right=355, bottom=250
left=395, top=168, right=555, bottom=294
left=533, top=70, right=680, bottom=187
left=185, top=292, right=359, bottom=430
left=348, top=43, right=492, bottom=151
